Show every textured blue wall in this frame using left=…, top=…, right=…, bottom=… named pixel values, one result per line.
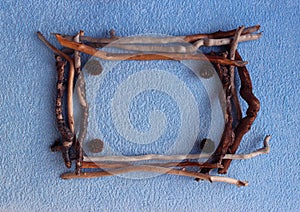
left=0, top=0, right=299, bottom=211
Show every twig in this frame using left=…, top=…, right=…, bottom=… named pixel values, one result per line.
left=57, top=25, right=260, bottom=45
left=198, top=59, right=233, bottom=176
left=37, top=32, right=75, bottom=134
left=54, top=34, right=247, bottom=67
left=73, top=30, right=87, bottom=174
left=83, top=138, right=270, bottom=162
left=54, top=56, right=74, bottom=168
left=184, top=25, right=260, bottom=42
left=81, top=161, right=222, bottom=169
left=37, top=32, right=75, bottom=168
left=97, top=33, right=261, bottom=53
left=227, top=135, right=270, bottom=160
left=229, top=26, right=244, bottom=121
left=83, top=153, right=213, bottom=162
left=220, top=50, right=261, bottom=174
left=61, top=165, right=248, bottom=186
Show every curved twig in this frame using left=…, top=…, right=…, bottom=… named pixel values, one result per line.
left=100, top=33, right=261, bottom=53
left=83, top=137, right=270, bottom=162
left=37, top=32, right=75, bottom=168
left=61, top=165, right=248, bottom=187
left=228, top=26, right=244, bottom=121
left=220, top=50, right=261, bottom=174
left=37, top=32, right=75, bottom=133
left=57, top=25, right=260, bottom=45
left=81, top=161, right=222, bottom=169
left=55, top=34, right=248, bottom=67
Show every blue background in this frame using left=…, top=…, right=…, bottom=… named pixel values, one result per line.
left=0, top=0, right=299, bottom=211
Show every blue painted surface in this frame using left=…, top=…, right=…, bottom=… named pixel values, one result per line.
left=0, top=0, right=299, bottom=211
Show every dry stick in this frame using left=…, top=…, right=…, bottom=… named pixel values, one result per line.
left=184, top=25, right=260, bottom=42
left=83, top=138, right=270, bottom=162
left=55, top=34, right=247, bottom=67
left=58, top=25, right=260, bottom=45
left=219, top=50, right=261, bottom=174
left=53, top=56, right=74, bottom=168
left=198, top=61, right=233, bottom=177
left=73, top=30, right=88, bottom=174
left=81, top=161, right=222, bottom=169
left=61, top=165, right=248, bottom=187
left=96, top=33, right=261, bottom=53
left=37, top=32, right=75, bottom=168
left=200, top=26, right=246, bottom=175
left=228, top=135, right=270, bottom=159
left=37, top=32, right=75, bottom=134
left=229, top=26, right=244, bottom=121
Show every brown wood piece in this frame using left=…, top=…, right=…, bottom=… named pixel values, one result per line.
left=81, top=161, right=222, bottom=169
left=219, top=50, right=260, bottom=174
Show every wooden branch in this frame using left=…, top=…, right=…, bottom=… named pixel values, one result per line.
left=198, top=61, right=233, bottom=176
left=227, top=135, right=270, bottom=160
left=184, top=25, right=260, bottom=42
left=37, top=32, right=75, bottom=168
left=61, top=165, right=248, bottom=187
left=94, top=33, right=261, bottom=53
left=58, top=25, right=260, bottom=45
left=81, top=161, right=222, bottom=169
left=83, top=138, right=270, bottom=162
left=83, top=153, right=212, bottom=162
left=73, top=30, right=87, bottom=174
left=229, top=26, right=244, bottom=121
left=37, top=32, right=75, bottom=133
left=55, top=34, right=248, bottom=67
left=54, top=56, right=74, bottom=168
left=220, top=50, right=261, bottom=174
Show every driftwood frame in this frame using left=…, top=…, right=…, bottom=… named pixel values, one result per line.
left=37, top=25, right=270, bottom=187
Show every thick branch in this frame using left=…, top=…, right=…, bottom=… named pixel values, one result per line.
left=37, top=32, right=76, bottom=168
left=37, top=32, right=75, bottom=133
left=220, top=50, right=261, bottom=174
left=199, top=61, right=233, bottom=175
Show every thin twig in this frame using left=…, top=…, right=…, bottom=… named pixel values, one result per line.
left=61, top=165, right=248, bottom=186
left=98, top=33, right=261, bottom=53
left=81, top=161, right=222, bottom=169
left=83, top=138, right=270, bottom=162
left=54, top=34, right=247, bottom=67
left=184, top=25, right=260, bottom=42
left=57, top=25, right=260, bottom=45
left=227, top=135, right=270, bottom=160
left=229, top=26, right=244, bottom=121
left=73, top=30, right=87, bottom=174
